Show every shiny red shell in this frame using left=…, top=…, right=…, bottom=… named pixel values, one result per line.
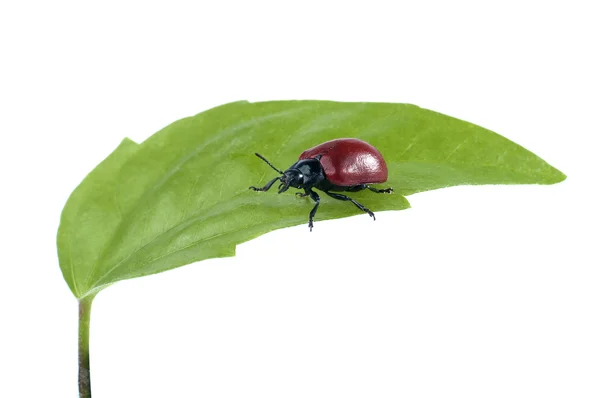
left=299, top=138, right=388, bottom=186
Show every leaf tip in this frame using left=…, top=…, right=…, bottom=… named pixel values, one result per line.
left=543, top=164, right=567, bottom=185
left=120, top=137, right=138, bottom=146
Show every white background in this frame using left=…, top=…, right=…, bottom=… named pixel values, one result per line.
left=1, top=1, right=599, bottom=397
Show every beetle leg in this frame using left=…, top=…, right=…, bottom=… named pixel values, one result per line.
left=307, top=189, right=320, bottom=231
left=295, top=191, right=309, bottom=198
left=325, top=191, right=376, bottom=220
left=346, top=184, right=393, bottom=194
left=249, top=177, right=281, bottom=192
left=366, top=185, right=393, bottom=194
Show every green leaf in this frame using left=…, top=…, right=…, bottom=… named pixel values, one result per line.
left=57, top=138, right=139, bottom=298
left=57, top=101, right=565, bottom=298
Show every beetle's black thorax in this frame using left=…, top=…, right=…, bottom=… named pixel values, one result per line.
left=286, top=158, right=325, bottom=189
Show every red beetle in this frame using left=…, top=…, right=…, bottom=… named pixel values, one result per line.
left=250, top=138, right=393, bottom=231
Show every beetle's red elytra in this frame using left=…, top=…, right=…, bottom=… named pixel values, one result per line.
left=250, top=138, right=393, bottom=231
left=299, top=138, right=388, bottom=186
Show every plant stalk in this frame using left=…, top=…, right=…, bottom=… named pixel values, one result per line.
left=78, top=294, right=96, bottom=398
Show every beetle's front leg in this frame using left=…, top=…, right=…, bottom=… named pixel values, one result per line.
left=249, top=177, right=281, bottom=192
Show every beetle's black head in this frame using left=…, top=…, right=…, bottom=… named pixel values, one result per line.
left=278, top=169, right=304, bottom=194
left=252, top=153, right=324, bottom=195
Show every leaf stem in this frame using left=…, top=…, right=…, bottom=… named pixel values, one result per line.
left=78, top=294, right=96, bottom=398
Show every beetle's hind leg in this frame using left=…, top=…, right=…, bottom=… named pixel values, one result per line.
left=367, top=185, right=394, bottom=194
left=346, top=184, right=393, bottom=194
left=325, top=191, right=376, bottom=220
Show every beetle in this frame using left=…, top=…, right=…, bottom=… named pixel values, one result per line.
left=249, top=138, right=393, bottom=231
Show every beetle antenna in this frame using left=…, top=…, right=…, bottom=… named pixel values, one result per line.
left=255, top=153, right=284, bottom=174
